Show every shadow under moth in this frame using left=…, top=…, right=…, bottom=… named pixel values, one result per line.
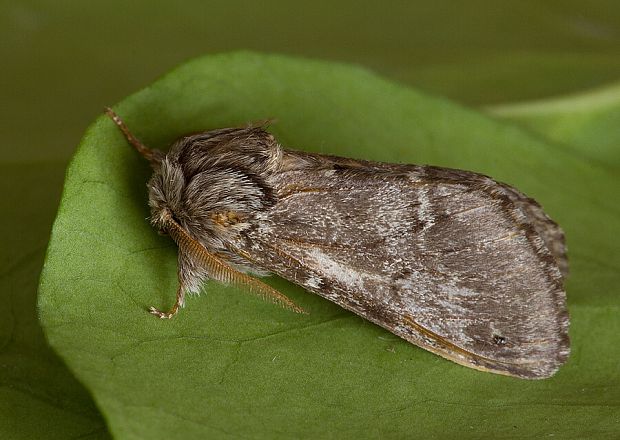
left=105, top=108, right=569, bottom=379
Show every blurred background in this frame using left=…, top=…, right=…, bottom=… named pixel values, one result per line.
left=4, top=1, right=620, bottom=163
left=2, top=1, right=619, bottom=439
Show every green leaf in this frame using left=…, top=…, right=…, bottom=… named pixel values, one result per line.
left=38, top=52, right=619, bottom=439
left=0, top=163, right=109, bottom=440
left=489, top=81, right=620, bottom=171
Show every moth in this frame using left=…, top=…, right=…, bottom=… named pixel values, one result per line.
left=105, top=108, right=570, bottom=379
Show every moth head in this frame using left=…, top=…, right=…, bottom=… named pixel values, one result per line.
left=146, top=157, right=184, bottom=234
left=105, top=107, right=277, bottom=257
left=146, top=141, right=275, bottom=244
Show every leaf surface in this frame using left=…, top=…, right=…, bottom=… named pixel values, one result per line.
left=39, top=52, right=620, bottom=439
left=0, top=163, right=109, bottom=440
left=490, top=81, right=620, bottom=171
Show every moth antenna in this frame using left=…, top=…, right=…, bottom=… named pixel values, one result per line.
left=248, top=117, right=277, bottom=128
left=104, top=107, right=163, bottom=168
left=162, top=211, right=306, bottom=315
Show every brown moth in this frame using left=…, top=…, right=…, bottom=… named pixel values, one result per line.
left=105, top=108, right=570, bottom=379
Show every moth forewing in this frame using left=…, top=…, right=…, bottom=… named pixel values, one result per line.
left=233, top=161, right=569, bottom=379
left=105, top=109, right=569, bottom=379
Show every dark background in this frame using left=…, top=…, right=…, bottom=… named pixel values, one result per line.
left=5, top=1, right=620, bottom=163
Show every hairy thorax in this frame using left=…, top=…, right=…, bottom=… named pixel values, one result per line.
left=146, top=126, right=282, bottom=273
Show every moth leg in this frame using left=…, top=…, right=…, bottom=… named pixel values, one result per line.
left=148, top=281, right=186, bottom=319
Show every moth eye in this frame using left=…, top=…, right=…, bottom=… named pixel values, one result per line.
left=493, top=334, right=507, bottom=345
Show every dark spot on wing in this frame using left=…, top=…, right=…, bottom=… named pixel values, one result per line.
left=493, top=334, right=507, bottom=345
